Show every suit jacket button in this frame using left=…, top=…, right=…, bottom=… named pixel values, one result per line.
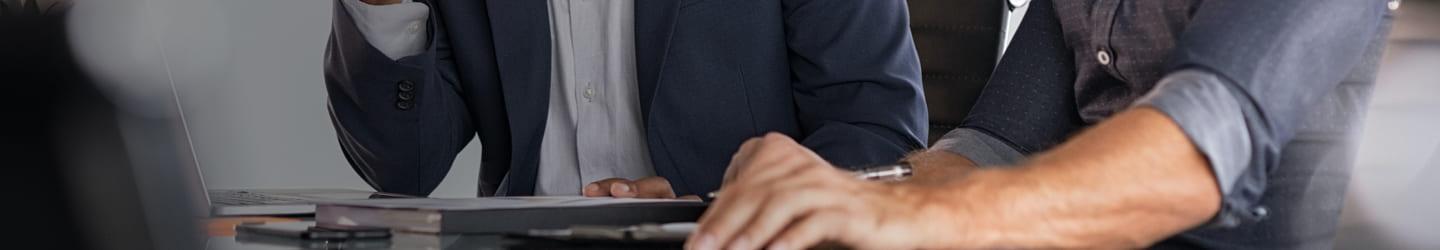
left=398, top=80, right=416, bottom=92
left=398, top=91, right=415, bottom=101
left=396, top=101, right=413, bottom=110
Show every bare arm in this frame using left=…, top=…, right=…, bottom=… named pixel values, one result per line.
left=687, top=107, right=1219, bottom=250
left=917, top=107, right=1219, bottom=248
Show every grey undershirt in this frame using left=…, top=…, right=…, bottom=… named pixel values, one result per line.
left=533, top=0, right=655, bottom=195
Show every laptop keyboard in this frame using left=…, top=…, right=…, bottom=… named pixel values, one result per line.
left=210, top=190, right=305, bottom=206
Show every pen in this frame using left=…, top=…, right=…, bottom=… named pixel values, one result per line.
left=704, top=162, right=913, bottom=200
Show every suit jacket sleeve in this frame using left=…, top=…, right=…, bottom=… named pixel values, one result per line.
left=781, top=0, right=929, bottom=168
left=325, top=0, right=473, bottom=196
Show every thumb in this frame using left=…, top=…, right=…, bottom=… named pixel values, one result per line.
left=631, top=176, right=677, bottom=199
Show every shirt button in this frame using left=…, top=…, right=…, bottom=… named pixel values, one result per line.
left=408, top=22, right=423, bottom=33
left=1388, top=0, right=1401, bottom=11
left=1096, top=50, right=1112, bottom=66
left=584, top=88, right=594, bottom=100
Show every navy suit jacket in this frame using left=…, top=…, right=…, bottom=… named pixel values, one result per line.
left=325, top=0, right=927, bottom=196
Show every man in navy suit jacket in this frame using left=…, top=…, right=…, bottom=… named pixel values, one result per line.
left=325, top=0, right=927, bottom=197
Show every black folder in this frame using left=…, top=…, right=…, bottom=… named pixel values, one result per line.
left=315, top=197, right=707, bottom=234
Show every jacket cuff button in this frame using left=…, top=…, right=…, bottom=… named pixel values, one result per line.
left=397, top=80, right=416, bottom=92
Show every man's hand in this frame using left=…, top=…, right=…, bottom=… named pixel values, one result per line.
left=688, top=133, right=947, bottom=250
left=582, top=176, right=700, bottom=199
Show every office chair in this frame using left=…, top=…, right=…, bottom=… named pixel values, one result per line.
left=906, top=0, right=1008, bottom=145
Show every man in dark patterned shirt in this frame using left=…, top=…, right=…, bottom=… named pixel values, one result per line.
left=687, top=0, right=1396, bottom=249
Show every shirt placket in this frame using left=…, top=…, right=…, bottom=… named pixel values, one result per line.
left=573, top=0, right=606, bottom=185
left=1091, top=0, right=1128, bottom=82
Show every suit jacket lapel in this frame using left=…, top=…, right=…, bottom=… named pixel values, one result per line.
left=634, top=0, right=681, bottom=119
left=486, top=0, right=550, bottom=195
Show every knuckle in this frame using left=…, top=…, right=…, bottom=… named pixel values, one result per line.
left=648, top=176, right=671, bottom=186
left=763, top=132, right=790, bottom=143
left=777, top=188, right=817, bottom=203
left=742, top=137, right=763, bottom=147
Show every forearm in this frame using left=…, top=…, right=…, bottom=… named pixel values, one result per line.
left=900, top=149, right=976, bottom=185
left=925, top=107, right=1220, bottom=248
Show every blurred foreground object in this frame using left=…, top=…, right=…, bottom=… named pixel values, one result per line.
left=0, top=0, right=226, bottom=248
left=1337, top=0, right=1440, bottom=248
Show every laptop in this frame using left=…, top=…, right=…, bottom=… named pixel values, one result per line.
left=169, top=115, right=414, bottom=216
left=161, top=65, right=414, bottom=218
left=169, top=104, right=415, bottom=216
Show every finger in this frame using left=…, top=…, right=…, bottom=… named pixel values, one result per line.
left=765, top=210, right=849, bottom=250
left=695, top=156, right=809, bottom=228
left=709, top=135, right=778, bottom=200
left=583, top=178, right=630, bottom=197
left=724, top=137, right=766, bottom=185
left=693, top=134, right=816, bottom=246
left=608, top=180, right=639, bottom=198
left=704, top=167, right=843, bottom=250
left=725, top=153, right=819, bottom=192
left=723, top=188, right=841, bottom=250
left=730, top=133, right=798, bottom=180
left=631, top=176, right=677, bottom=199
left=694, top=156, right=823, bottom=224
left=691, top=181, right=775, bottom=250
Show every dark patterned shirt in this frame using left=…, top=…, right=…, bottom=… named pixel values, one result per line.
left=934, top=0, right=1395, bottom=248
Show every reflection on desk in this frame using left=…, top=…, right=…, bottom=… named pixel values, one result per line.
left=208, top=233, right=505, bottom=250
left=209, top=232, right=685, bottom=249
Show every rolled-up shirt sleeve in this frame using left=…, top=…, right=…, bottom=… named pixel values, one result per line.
left=1147, top=0, right=1388, bottom=228
left=932, top=128, right=1026, bottom=167
left=1134, top=69, right=1262, bottom=228
left=338, top=0, right=430, bottom=60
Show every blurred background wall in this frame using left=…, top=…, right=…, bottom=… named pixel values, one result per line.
left=177, top=0, right=480, bottom=197
left=170, top=0, right=1438, bottom=245
left=1336, top=0, right=1440, bottom=248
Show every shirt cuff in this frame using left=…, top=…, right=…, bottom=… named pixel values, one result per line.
left=1134, top=69, right=1262, bottom=227
left=931, top=128, right=1026, bottom=166
left=339, top=0, right=430, bottom=60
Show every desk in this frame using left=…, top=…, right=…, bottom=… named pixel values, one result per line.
left=207, top=216, right=302, bottom=236
left=204, top=218, right=685, bottom=249
left=207, top=233, right=684, bottom=249
left=207, top=234, right=511, bottom=250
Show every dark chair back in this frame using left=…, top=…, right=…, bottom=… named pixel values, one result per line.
left=907, top=0, right=1006, bottom=144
